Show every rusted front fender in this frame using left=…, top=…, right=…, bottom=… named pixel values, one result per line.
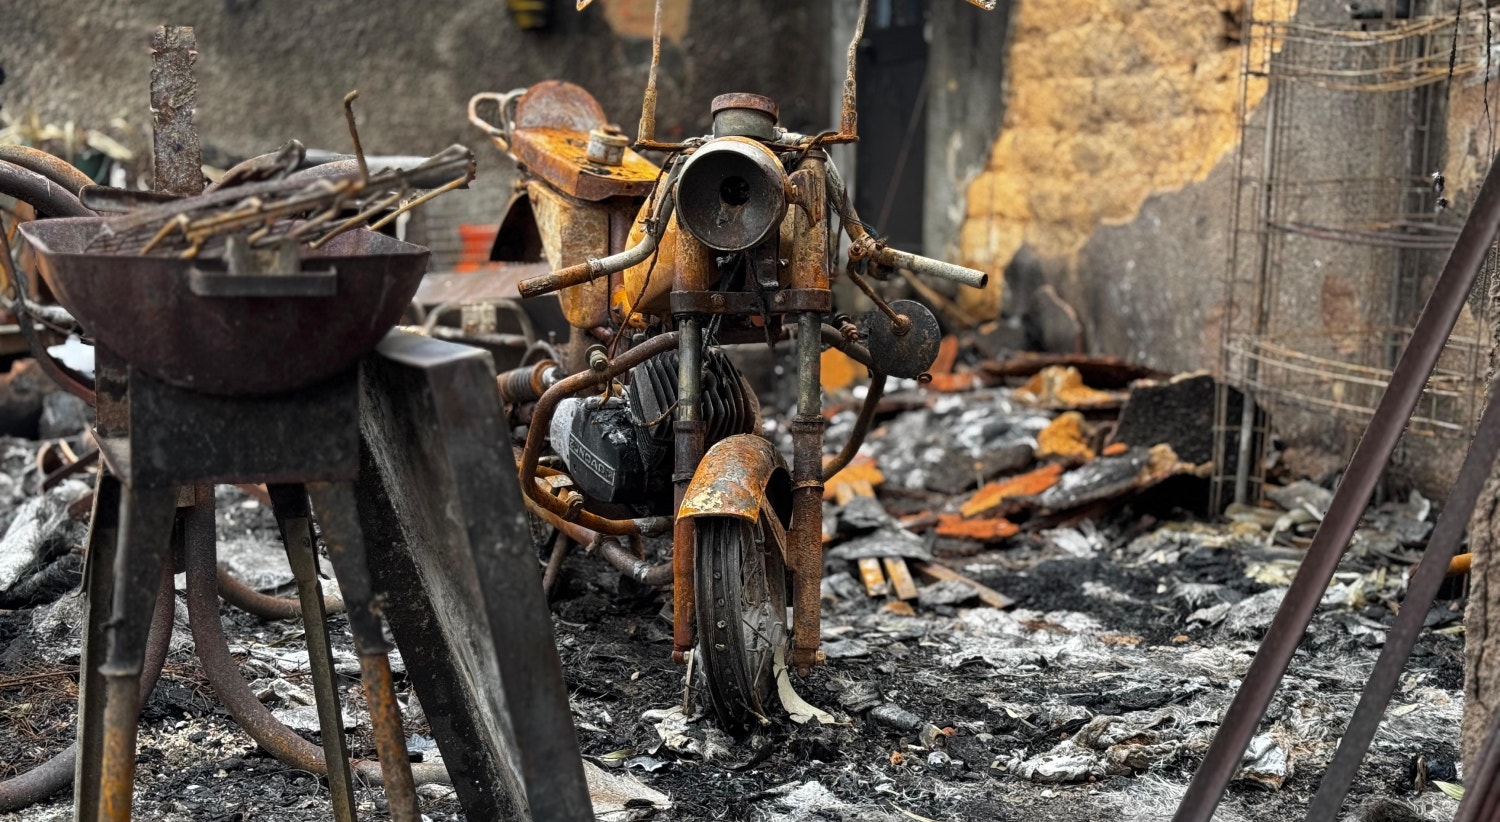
left=678, top=435, right=793, bottom=527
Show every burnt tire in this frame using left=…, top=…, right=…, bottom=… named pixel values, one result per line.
left=694, top=515, right=789, bottom=735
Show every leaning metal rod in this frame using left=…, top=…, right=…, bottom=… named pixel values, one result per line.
left=184, top=506, right=449, bottom=789
left=0, top=563, right=174, bottom=813
left=1173, top=150, right=1500, bottom=822
left=1306, top=370, right=1500, bottom=818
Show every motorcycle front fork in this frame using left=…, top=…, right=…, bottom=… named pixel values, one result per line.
left=667, top=311, right=826, bottom=673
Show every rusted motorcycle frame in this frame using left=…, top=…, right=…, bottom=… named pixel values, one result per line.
left=475, top=0, right=991, bottom=731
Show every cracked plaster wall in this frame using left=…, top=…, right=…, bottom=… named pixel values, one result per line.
left=953, top=0, right=1290, bottom=372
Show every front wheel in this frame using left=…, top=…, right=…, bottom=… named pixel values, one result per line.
left=694, top=515, right=789, bottom=735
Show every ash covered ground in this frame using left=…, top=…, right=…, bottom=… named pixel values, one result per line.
left=0, top=377, right=1472, bottom=822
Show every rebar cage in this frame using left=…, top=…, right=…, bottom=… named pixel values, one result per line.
left=1211, top=0, right=1500, bottom=511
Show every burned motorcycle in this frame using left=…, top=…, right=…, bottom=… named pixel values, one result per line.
left=474, top=0, right=992, bottom=733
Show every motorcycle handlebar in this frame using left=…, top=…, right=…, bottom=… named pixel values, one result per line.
left=868, top=245, right=988, bottom=289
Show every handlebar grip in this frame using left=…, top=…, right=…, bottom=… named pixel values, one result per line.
left=518, top=259, right=598, bottom=299
left=873, top=247, right=988, bottom=289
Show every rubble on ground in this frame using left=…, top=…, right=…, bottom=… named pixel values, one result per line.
left=0, top=346, right=1472, bottom=821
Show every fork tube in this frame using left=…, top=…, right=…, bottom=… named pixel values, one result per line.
left=789, top=312, right=826, bottom=672
left=672, top=316, right=707, bottom=661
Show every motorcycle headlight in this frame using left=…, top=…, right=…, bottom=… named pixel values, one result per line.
left=674, top=137, right=787, bottom=252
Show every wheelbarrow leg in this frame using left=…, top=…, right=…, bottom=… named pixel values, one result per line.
left=268, top=483, right=357, bottom=822
left=308, top=482, right=419, bottom=822
left=98, top=484, right=177, bottom=822
left=74, top=470, right=121, bottom=822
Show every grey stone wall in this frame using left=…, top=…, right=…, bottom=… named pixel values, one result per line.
left=4, top=1, right=829, bottom=176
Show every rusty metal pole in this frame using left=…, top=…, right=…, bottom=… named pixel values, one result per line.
left=73, top=471, right=121, bottom=822
left=267, top=484, right=357, bottom=822
left=97, top=485, right=178, bottom=822
left=306, top=483, right=420, bottom=822
left=671, top=315, right=706, bottom=662
left=789, top=312, right=826, bottom=673
left=1173, top=151, right=1500, bottom=821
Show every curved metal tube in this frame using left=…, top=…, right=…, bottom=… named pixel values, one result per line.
left=0, top=147, right=95, bottom=198
left=821, top=370, right=886, bottom=482
left=0, top=564, right=175, bottom=812
left=819, top=324, right=874, bottom=368
left=216, top=564, right=345, bottom=620
left=518, top=333, right=679, bottom=536
left=0, top=160, right=95, bottom=219
left=525, top=496, right=672, bottom=587
left=186, top=519, right=448, bottom=788
left=518, top=181, right=676, bottom=300
left=817, top=325, right=883, bottom=481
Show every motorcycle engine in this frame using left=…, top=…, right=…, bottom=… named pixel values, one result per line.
left=550, top=348, right=759, bottom=512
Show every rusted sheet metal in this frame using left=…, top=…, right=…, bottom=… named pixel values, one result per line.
left=678, top=434, right=789, bottom=522
left=149, top=26, right=203, bottom=197
left=413, top=265, right=548, bottom=304
left=515, top=79, right=607, bottom=132
left=512, top=78, right=657, bottom=201
left=668, top=287, right=831, bottom=315
left=528, top=181, right=612, bottom=327
left=21, top=218, right=426, bottom=397
left=513, top=128, right=660, bottom=201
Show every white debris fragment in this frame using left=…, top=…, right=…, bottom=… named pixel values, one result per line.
left=585, top=759, right=672, bottom=821
left=1008, top=740, right=1106, bottom=783
left=766, top=781, right=872, bottom=821
left=640, top=705, right=731, bottom=759
left=0, top=478, right=89, bottom=593
left=774, top=644, right=840, bottom=725
left=1047, top=526, right=1102, bottom=559
left=1236, top=733, right=1292, bottom=790
left=1221, top=589, right=1287, bottom=638
left=271, top=704, right=357, bottom=733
